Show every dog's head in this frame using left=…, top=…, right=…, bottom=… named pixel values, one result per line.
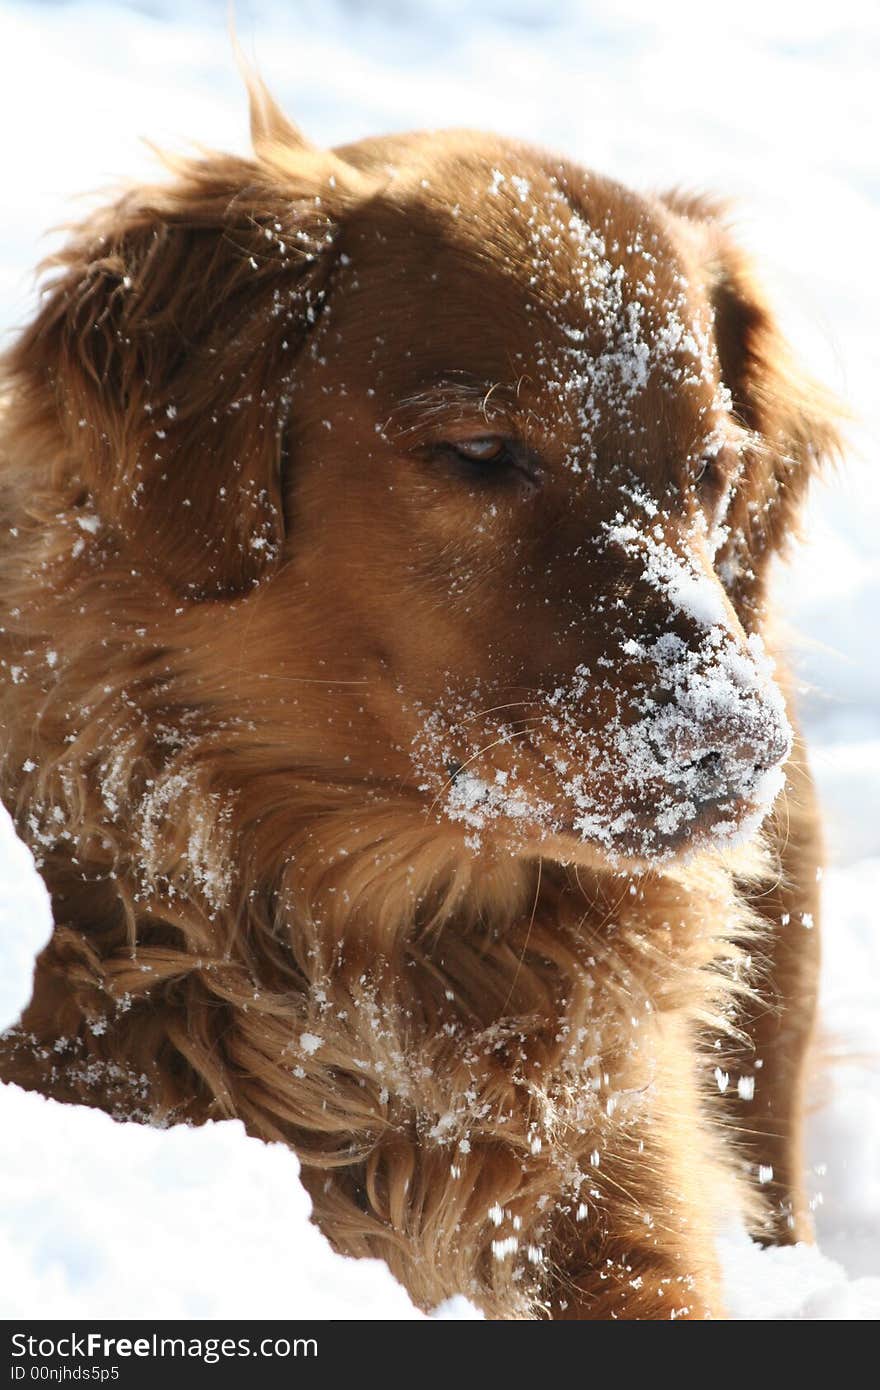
left=7, top=87, right=839, bottom=874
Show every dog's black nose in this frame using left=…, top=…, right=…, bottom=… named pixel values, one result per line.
left=683, top=726, right=790, bottom=805
left=693, top=748, right=723, bottom=786
left=685, top=748, right=730, bottom=802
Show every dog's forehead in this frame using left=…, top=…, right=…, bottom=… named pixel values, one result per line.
left=340, top=140, right=726, bottom=463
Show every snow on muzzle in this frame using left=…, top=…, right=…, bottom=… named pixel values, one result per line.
left=411, top=520, right=792, bottom=865
left=608, top=627, right=792, bottom=837
left=586, top=520, right=794, bottom=856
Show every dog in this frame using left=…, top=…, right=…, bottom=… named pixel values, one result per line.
left=0, top=81, right=840, bottom=1318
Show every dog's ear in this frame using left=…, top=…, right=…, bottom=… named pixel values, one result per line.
left=661, top=193, right=843, bottom=606
left=8, top=125, right=366, bottom=598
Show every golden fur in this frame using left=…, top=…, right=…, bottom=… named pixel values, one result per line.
left=0, top=84, right=839, bottom=1318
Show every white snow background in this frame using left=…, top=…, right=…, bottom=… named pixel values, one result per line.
left=0, top=0, right=877, bottom=1319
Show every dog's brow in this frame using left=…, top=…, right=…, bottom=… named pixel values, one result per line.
left=399, top=380, right=514, bottom=412
left=387, top=379, right=519, bottom=436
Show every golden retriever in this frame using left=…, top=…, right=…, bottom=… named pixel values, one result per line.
left=0, top=82, right=839, bottom=1318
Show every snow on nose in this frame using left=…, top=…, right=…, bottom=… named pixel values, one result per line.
left=605, top=517, right=732, bottom=631
left=604, top=514, right=793, bottom=830
left=642, top=628, right=793, bottom=801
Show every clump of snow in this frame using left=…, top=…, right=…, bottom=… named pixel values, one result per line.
left=445, top=767, right=552, bottom=835
left=719, top=1224, right=880, bottom=1320
left=431, top=1294, right=485, bottom=1319
left=0, top=803, right=52, bottom=1031
left=806, top=858, right=880, bottom=1281
left=0, top=1084, right=429, bottom=1320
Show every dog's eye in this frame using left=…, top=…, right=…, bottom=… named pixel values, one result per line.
left=694, top=440, right=741, bottom=493
left=424, top=434, right=540, bottom=494
left=694, top=455, right=714, bottom=487
left=448, top=436, right=510, bottom=466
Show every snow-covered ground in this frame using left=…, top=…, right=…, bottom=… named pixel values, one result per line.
left=0, top=0, right=877, bottom=1319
